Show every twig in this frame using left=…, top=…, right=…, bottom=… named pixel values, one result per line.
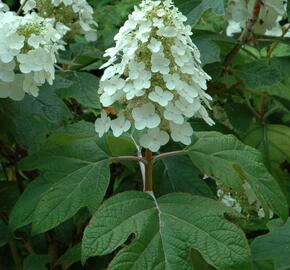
left=223, top=44, right=243, bottom=69
left=54, top=64, right=66, bottom=72
left=47, top=231, right=59, bottom=266
left=153, top=150, right=187, bottom=163
left=15, top=166, right=25, bottom=194
left=210, top=81, right=242, bottom=96
left=238, top=0, right=262, bottom=43
left=267, top=25, right=290, bottom=57
left=17, top=0, right=28, bottom=15
left=263, top=106, right=279, bottom=120
left=244, top=93, right=260, bottom=118
left=241, top=47, right=259, bottom=59
left=9, top=239, right=22, bottom=270
left=22, top=240, right=35, bottom=255
left=223, top=0, right=262, bottom=69
left=259, top=93, right=267, bottom=122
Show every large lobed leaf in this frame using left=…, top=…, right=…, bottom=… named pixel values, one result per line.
left=0, top=86, right=71, bottom=152
left=82, top=191, right=251, bottom=270
left=235, top=57, right=290, bottom=102
left=10, top=128, right=110, bottom=234
left=187, top=132, right=288, bottom=220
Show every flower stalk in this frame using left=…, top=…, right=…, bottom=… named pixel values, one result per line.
left=223, top=0, right=262, bottom=69
left=16, top=0, right=28, bottom=15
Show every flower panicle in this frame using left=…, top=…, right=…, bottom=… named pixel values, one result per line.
left=95, top=0, right=214, bottom=152
left=226, top=0, right=288, bottom=36
left=0, top=9, right=68, bottom=100
left=20, top=0, right=98, bottom=41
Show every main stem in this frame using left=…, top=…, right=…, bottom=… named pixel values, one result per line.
left=144, top=149, right=153, bottom=192
left=223, top=0, right=261, bottom=69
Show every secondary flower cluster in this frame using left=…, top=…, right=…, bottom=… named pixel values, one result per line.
left=0, top=9, right=67, bottom=100
left=226, top=0, right=288, bottom=36
left=95, top=0, right=214, bottom=151
left=21, top=0, right=97, bottom=41
left=217, top=183, right=274, bottom=219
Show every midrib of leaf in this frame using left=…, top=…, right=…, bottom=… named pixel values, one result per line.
left=43, top=154, right=95, bottom=165
left=152, top=194, right=171, bottom=270
left=45, top=159, right=100, bottom=180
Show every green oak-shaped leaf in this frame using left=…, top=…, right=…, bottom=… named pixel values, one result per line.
left=13, top=134, right=110, bottom=234
left=82, top=191, right=251, bottom=270
left=0, top=87, right=71, bottom=152
left=187, top=132, right=288, bottom=221
left=251, top=218, right=290, bottom=269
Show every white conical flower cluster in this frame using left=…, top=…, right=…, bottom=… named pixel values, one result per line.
left=95, top=0, right=214, bottom=152
left=226, top=0, right=288, bottom=36
left=0, top=9, right=68, bottom=101
left=21, top=0, right=97, bottom=41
